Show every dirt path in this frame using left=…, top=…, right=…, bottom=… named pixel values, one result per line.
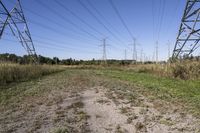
left=1, top=68, right=200, bottom=133
left=81, top=87, right=200, bottom=133
left=82, top=89, right=135, bottom=133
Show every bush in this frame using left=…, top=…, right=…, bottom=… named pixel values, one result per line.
left=171, top=61, right=200, bottom=80
left=172, top=64, right=189, bottom=80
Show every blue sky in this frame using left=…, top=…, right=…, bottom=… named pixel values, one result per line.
left=1, top=0, right=188, bottom=60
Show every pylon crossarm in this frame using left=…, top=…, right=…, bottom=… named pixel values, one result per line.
left=173, top=0, right=200, bottom=59
left=0, top=0, right=37, bottom=63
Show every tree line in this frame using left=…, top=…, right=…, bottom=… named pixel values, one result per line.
left=0, top=53, right=133, bottom=65
left=1, top=53, right=199, bottom=65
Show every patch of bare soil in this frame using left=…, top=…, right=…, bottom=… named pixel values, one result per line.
left=0, top=83, right=199, bottom=133
left=82, top=88, right=135, bottom=133
left=82, top=86, right=200, bottom=133
left=0, top=89, right=90, bottom=133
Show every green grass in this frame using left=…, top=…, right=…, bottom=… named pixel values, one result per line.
left=1, top=67, right=200, bottom=116
left=93, top=69, right=200, bottom=116
left=0, top=69, right=94, bottom=109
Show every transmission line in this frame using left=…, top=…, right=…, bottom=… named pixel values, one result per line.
left=108, top=0, right=134, bottom=40
left=35, top=0, right=101, bottom=41
left=86, top=0, right=130, bottom=50
left=157, top=0, right=166, bottom=41
left=53, top=0, right=122, bottom=51
left=25, top=8, right=85, bottom=37
left=27, top=18, right=98, bottom=44
left=2, top=38, right=101, bottom=55
left=77, top=0, right=124, bottom=44
left=31, top=34, right=98, bottom=49
left=4, top=31, right=98, bottom=51
left=165, top=0, right=181, bottom=39
left=152, top=0, right=155, bottom=41
left=28, top=0, right=124, bottom=52
left=54, top=0, right=104, bottom=37
left=86, top=0, right=122, bottom=37
left=7, top=0, right=98, bottom=42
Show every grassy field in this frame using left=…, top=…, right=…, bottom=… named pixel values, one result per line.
left=1, top=66, right=200, bottom=115
left=93, top=68, right=200, bottom=116
left=122, top=61, right=200, bottom=80
left=0, top=66, right=200, bottom=132
left=0, top=63, right=64, bottom=86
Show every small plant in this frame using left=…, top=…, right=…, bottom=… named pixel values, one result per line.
left=120, top=107, right=129, bottom=114
left=52, top=127, right=69, bottom=133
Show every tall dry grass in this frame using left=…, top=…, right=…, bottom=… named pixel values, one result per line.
left=0, top=63, right=64, bottom=85
left=126, top=61, right=200, bottom=80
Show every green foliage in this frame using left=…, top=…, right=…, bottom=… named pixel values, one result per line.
left=96, top=69, right=200, bottom=116
left=0, top=53, right=133, bottom=65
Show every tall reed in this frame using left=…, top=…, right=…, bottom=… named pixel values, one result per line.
left=0, top=63, right=64, bottom=85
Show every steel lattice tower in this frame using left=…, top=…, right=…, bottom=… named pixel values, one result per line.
left=102, top=38, right=107, bottom=64
left=172, top=0, right=200, bottom=59
left=0, top=0, right=37, bottom=62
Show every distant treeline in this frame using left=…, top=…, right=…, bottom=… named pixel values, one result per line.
left=0, top=53, right=199, bottom=65
left=0, top=53, right=133, bottom=65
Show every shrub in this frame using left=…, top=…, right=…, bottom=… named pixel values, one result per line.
left=172, top=63, right=189, bottom=80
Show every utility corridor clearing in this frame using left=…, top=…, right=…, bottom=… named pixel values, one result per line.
left=0, top=69, right=200, bottom=133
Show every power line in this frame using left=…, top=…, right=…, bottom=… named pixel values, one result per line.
left=29, top=0, right=123, bottom=52
left=124, top=49, right=127, bottom=60
left=108, top=0, right=134, bottom=40
left=54, top=0, right=104, bottom=37
left=129, top=38, right=137, bottom=63
left=7, top=0, right=99, bottom=42
left=3, top=31, right=98, bottom=51
left=9, top=0, right=127, bottom=57
left=25, top=8, right=86, bottom=37
left=86, top=0, right=122, bottom=37
left=31, top=34, right=98, bottom=49
left=86, top=0, right=130, bottom=50
left=30, top=0, right=121, bottom=55
left=1, top=38, right=101, bottom=55
left=152, top=0, right=155, bottom=41
left=35, top=0, right=101, bottom=41
left=156, top=41, right=158, bottom=63
left=77, top=0, right=123, bottom=44
left=157, top=0, right=166, bottom=41
left=165, top=0, right=181, bottom=39
left=27, top=18, right=99, bottom=45
left=53, top=0, right=123, bottom=52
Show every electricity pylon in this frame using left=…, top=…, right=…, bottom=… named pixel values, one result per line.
left=100, top=38, right=107, bottom=65
left=129, top=37, right=137, bottom=63
left=156, top=41, right=158, bottom=64
left=124, top=49, right=127, bottom=61
left=0, top=0, right=37, bottom=62
left=172, top=0, right=200, bottom=59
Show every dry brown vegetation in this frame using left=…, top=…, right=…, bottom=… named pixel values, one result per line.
left=125, top=61, right=200, bottom=80
left=0, top=63, right=64, bottom=85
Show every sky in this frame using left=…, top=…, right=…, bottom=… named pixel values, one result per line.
left=0, top=0, right=193, bottom=61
